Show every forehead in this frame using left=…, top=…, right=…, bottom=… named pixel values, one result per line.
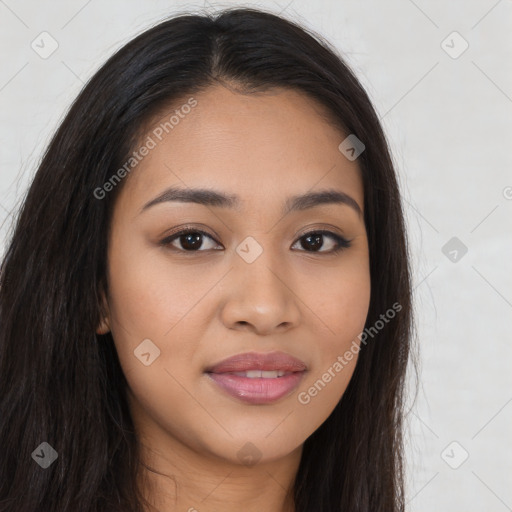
left=118, top=85, right=363, bottom=215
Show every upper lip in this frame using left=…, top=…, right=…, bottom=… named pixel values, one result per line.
left=205, top=351, right=307, bottom=373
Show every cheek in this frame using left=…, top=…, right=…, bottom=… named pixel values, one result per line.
left=293, top=262, right=370, bottom=430
left=105, top=234, right=212, bottom=391
left=305, top=249, right=371, bottom=349
left=106, top=230, right=213, bottom=342
left=105, top=245, right=211, bottom=445
left=315, top=273, right=371, bottom=334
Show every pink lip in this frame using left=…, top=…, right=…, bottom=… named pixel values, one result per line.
left=205, top=351, right=307, bottom=405
left=205, top=351, right=307, bottom=373
left=207, top=372, right=305, bottom=404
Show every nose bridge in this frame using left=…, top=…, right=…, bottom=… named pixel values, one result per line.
left=235, top=233, right=287, bottom=298
left=220, top=233, right=300, bottom=333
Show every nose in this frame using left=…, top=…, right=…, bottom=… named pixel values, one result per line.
left=219, top=246, right=301, bottom=336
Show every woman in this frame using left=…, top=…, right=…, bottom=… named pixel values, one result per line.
left=0, top=7, right=413, bottom=512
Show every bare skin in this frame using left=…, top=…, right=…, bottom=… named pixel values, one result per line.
left=97, top=84, right=371, bottom=512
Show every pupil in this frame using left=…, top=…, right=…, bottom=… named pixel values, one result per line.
left=303, top=233, right=322, bottom=251
left=182, top=233, right=202, bottom=250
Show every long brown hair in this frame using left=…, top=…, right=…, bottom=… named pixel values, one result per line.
left=0, top=7, right=413, bottom=511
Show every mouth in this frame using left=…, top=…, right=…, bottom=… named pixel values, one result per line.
left=204, top=351, right=307, bottom=405
left=224, top=369, right=293, bottom=378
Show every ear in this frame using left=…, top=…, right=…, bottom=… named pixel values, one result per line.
left=96, top=316, right=110, bottom=335
left=96, top=284, right=111, bottom=335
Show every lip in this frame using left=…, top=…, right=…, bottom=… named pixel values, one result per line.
left=205, top=351, right=307, bottom=373
left=205, top=351, right=307, bottom=405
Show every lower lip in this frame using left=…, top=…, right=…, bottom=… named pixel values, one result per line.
left=206, top=371, right=306, bottom=405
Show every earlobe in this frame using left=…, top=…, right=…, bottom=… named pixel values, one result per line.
left=96, top=316, right=110, bottom=335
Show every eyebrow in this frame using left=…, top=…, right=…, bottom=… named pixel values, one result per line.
left=140, top=186, right=362, bottom=217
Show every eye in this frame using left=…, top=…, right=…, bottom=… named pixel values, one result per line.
left=291, top=230, right=351, bottom=254
left=160, top=228, right=222, bottom=252
left=160, top=227, right=351, bottom=254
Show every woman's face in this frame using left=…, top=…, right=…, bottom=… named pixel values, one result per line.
left=99, top=84, right=370, bottom=470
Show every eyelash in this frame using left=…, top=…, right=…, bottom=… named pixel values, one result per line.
left=159, top=226, right=352, bottom=255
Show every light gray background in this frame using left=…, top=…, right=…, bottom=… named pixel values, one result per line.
left=1, top=1, right=511, bottom=510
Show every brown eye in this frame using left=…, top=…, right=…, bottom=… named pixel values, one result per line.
left=161, top=229, right=222, bottom=252
left=292, top=230, right=351, bottom=254
left=160, top=228, right=351, bottom=255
